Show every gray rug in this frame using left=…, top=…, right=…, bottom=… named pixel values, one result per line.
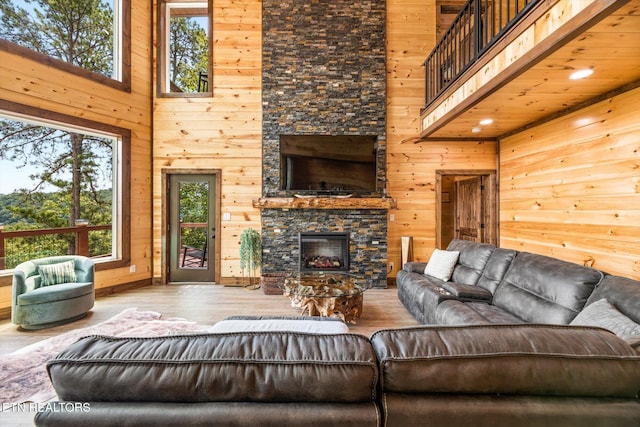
left=0, top=308, right=213, bottom=403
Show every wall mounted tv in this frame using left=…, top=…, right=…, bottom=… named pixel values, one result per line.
left=279, top=135, right=378, bottom=194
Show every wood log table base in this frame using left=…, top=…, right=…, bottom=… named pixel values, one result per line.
left=288, top=293, right=363, bottom=324
left=282, top=273, right=367, bottom=324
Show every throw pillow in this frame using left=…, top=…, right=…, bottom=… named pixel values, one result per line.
left=570, top=298, right=640, bottom=340
left=424, top=249, right=460, bottom=282
left=38, top=260, right=77, bottom=287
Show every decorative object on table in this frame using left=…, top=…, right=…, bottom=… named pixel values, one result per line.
left=239, top=228, right=262, bottom=289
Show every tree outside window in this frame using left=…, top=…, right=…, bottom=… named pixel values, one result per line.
left=0, top=1, right=128, bottom=269
left=0, top=0, right=122, bottom=81
left=159, top=1, right=212, bottom=95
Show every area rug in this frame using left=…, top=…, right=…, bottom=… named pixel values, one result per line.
left=0, top=308, right=213, bottom=404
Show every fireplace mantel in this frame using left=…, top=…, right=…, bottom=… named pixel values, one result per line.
left=253, top=197, right=396, bottom=210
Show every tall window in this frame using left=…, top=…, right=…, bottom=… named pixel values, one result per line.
left=0, top=107, right=130, bottom=270
left=158, top=0, right=212, bottom=95
left=0, top=0, right=129, bottom=87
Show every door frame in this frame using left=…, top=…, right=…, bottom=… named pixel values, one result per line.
left=435, top=169, right=498, bottom=249
left=161, top=168, right=222, bottom=284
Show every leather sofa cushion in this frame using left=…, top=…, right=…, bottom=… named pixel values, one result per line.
left=435, top=300, right=524, bottom=325
left=47, top=333, right=378, bottom=403
left=476, top=248, right=517, bottom=294
left=35, top=401, right=381, bottom=427
left=586, top=275, right=640, bottom=324
left=447, top=240, right=495, bottom=286
left=492, top=252, right=603, bottom=324
left=370, top=324, right=640, bottom=397
left=441, top=282, right=492, bottom=301
left=17, top=282, right=93, bottom=306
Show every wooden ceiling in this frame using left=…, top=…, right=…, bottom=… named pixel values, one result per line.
left=421, top=0, right=640, bottom=140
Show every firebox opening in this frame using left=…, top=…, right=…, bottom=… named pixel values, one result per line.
left=299, top=232, right=350, bottom=272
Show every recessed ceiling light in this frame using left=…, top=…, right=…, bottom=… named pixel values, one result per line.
left=471, top=127, right=481, bottom=133
left=569, top=69, right=594, bottom=80
left=479, top=118, right=493, bottom=125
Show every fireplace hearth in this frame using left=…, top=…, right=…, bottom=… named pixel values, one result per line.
left=299, top=232, right=349, bottom=272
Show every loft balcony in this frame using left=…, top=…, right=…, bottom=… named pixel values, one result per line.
left=420, top=0, right=640, bottom=140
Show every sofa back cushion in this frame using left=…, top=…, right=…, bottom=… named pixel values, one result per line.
left=47, top=333, right=378, bottom=403
left=493, top=252, right=603, bottom=324
left=585, top=275, right=640, bottom=324
left=370, top=324, right=640, bottom=397
left=476, top=248, right=517, bottom=294
left=446, top=240, right=496, bottom=286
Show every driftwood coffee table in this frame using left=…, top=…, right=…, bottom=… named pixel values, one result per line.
left=281, top=272, right=369, bottom=323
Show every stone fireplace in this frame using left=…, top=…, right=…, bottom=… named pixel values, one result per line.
left=258, top=0, right=389, bottom=288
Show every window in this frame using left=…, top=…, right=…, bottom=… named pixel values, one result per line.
left=158, top=0, right=212, bottom=96
left=0, top=0, right=130, bottom=90
left=0, top=105, right=130, bottom=271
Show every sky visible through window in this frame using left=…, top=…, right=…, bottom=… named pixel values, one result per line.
left=0, top=1, right=116, bottom=194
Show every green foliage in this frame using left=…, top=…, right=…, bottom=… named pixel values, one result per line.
left=169, top=16, right=208, bottom=92
left=0, top=0, right=114, bottom=77
left=0, top=190, right=113, bottom=268
left=179, top=182, right=208, bottom=248
left=239, top=228, right=262, bottom=277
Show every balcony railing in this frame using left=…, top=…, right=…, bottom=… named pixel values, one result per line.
left=424, top=0, right=539, bottom=107
left=0, top=225, right=111, bottom=270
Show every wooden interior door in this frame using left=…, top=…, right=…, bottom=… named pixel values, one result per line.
left=455, top=176, right=482, bottom=242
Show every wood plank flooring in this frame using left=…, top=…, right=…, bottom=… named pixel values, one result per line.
left=0, top=284, right=418, bottom=425
left=0, top=283, right=419, bottom=356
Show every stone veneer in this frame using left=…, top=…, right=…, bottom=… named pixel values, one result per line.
left=262, top=209, right=388, bottom=287
left=261, top=0, right=388, bottom=287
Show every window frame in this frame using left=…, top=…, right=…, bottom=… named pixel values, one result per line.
left=0, top=100, right=131, bottom=272
left=0, top=0, right=132, bottom=92
left=157, top=0, right=213, bottom=97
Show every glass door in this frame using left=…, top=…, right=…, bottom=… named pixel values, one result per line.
left=168, top=174, right=216, bottom=282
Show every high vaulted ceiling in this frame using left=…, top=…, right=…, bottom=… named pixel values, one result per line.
left=420, top=0, right=640, bottom=140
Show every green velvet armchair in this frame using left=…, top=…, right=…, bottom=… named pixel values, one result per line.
left=12, top=255, right=95, bottom=330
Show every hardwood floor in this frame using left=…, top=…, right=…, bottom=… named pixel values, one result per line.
left=1, top=283, right=418, bottom=426
left=0, top=283, right=419, bottom=356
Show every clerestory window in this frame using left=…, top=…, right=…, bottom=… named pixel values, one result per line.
left=158, top=0, right=212, bottom=96
left=0, top=0, right=130, bottom=90
left=0, top=104, right=131, bottom=272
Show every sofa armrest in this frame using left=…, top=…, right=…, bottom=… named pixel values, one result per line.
left=403, top=262, right=427, bottom=273
left=441, top=282, right=492, bottom=301
left=371, top=324, right=640, bottom=398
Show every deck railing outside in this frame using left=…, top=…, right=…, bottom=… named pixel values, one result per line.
left=424, top=0, right=539, bottom=107
left=0, top=224, right=112, bottom=270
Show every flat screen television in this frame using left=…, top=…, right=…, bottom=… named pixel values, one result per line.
left=279, top=134, right=378, bottom=195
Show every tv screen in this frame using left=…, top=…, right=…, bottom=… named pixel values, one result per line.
left=279, top=135, right=378, bottom=194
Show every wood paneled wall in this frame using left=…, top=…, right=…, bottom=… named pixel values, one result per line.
left=152, top=0, right=262, bottom=281
left=0, top=2, right=153, bottom=312
left=386, top=0, right=498, bottom=274
left=500, top=86, right=640, bottom=280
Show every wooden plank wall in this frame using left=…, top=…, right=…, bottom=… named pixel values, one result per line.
left=0, top=1, right=153, bottom=312
left=152, top=0, right=262, bottom=282
left=500, top=86, right=640, bottom=280
left=385, top=0, right=498, bottom=274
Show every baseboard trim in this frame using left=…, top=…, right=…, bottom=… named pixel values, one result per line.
left=94, top=279, right=153, bottom=298
left=0, top=279, right=154, bottom=321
